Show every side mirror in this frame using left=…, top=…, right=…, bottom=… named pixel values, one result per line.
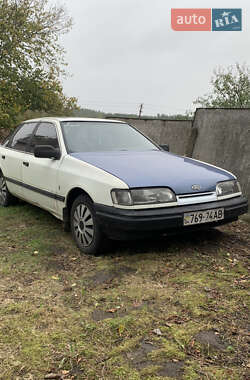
left=34, top=145, right=60, bottom=160
left=160, top=144, right=169, bottom=152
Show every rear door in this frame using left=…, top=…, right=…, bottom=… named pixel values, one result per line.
left=22, top=122, right=62, bottom=213
left=2, top=123, right=37, bottom=198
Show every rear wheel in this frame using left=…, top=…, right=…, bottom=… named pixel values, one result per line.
left=70, top=194, right=105, bottom=255
left=0, top=172, right=15, bottom=207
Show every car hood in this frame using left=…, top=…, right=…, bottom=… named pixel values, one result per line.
left=70, top=151, right=234, bottom=195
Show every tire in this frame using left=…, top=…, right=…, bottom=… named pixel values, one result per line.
left=70, top=194, right=105, bottom=255
left=0, top=172, right=16, bottom=207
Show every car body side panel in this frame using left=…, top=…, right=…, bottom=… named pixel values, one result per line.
left=56, top=155, right=129, bottom=218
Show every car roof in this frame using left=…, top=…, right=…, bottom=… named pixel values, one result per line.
left=23, top=117, right=125, bottom=124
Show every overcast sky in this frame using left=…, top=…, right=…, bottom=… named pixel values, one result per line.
left=57, top=0, right=250, bottom=116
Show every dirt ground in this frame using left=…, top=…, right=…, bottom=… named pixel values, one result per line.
left=0, top=203, right=249, bottom=379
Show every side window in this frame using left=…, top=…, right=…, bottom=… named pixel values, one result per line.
left=9, top=123, right=37, bottom=152
left=1, top=131, right=13, bottom=146
left=29, top=123, right=59, bottom=153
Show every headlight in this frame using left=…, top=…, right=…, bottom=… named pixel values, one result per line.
left=111, top=188, right=176, bottom=206
left=111, top=189, right=133, bottom=206
left=216, top=180, right=241, bottom=197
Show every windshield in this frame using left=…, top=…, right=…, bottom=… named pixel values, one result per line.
left=61, top=121, right=159, bottom=153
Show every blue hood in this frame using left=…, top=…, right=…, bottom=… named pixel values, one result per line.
left=70, top=151, right=234, bottom=194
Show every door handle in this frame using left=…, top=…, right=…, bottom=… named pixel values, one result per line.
left=23, top=162, right=29, bottom=167
left=1, top=155, right=5, bottom=160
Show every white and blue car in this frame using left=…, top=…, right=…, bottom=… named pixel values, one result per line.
left=0, top=117, right=248, bottom=254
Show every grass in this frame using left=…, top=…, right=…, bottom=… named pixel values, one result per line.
left=0, top=203, right=249, bottom=379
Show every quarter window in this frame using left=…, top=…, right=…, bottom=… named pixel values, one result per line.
left=10, top=123, right=37, bottom=151
left=29, top=123, right=59, bottom=153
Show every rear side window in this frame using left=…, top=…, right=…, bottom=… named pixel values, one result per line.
left=10, top=123, right=37, bottom=152
left=29, top=123, right=59, bottom=153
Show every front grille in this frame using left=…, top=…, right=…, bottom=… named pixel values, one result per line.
left=178, top=192, right=214, bottom=199
left=177, top=192, right=217, bottom=206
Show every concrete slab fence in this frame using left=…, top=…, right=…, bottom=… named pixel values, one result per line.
left=108, top=108, right=250, bottom=202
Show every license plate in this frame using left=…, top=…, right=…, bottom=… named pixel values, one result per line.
left=183, top=208, right=224, bottom=226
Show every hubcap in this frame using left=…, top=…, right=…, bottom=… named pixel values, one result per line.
left=73, top=204, right=94, bottom=247
left=0, top=176, right=7, bottom=203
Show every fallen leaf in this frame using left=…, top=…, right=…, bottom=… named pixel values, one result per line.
left=63, top=286, right=72, bottom=292
left=107, top=308, right=117, bottom=313
left=61, top=370, right=70, bottom=375
left=44, top=374, right=61, bottom=379
left=153, top=328, right=162, bottom=336
left=133, top=301, right=142, bottom=308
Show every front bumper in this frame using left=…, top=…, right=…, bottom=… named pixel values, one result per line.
left=95, top=196, right=248, bottom=240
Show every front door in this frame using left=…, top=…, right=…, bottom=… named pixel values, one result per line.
left=22, top=122, right=62, bottom=213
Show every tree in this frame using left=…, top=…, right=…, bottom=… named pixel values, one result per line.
left=0, top=0, right=78, bottom=129
left=194, top=63, right=250, bottom=108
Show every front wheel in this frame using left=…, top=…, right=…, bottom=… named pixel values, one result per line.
left=70, top=194, right=105, bottom=255
left=0, top=173, right=15, bottom=207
